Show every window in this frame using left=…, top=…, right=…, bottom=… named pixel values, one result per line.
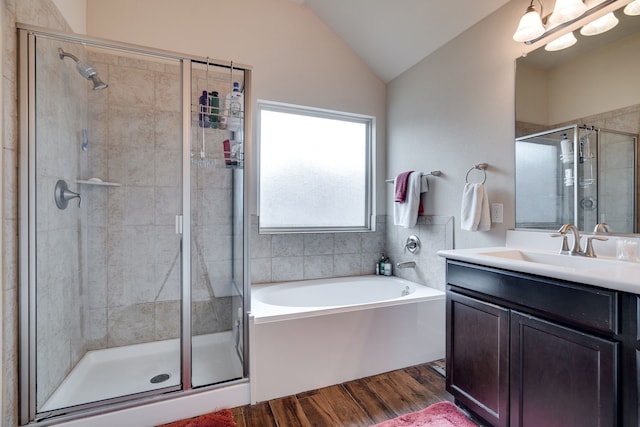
left=258, top=101, right=375, bottom=233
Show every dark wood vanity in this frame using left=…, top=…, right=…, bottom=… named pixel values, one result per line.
left=445, top=259, right=640, bottom=427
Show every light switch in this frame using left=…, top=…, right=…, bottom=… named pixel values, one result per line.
left=491, top=203, right=503, bottom=223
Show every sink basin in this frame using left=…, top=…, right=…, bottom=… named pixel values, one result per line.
left=481, top=249, right=615, bottom=270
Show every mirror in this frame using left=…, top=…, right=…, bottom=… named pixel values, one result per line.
left=515, top=7, right=640, bottom=235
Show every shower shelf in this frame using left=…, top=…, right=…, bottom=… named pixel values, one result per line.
left=76, top=179, right=121, bottom=187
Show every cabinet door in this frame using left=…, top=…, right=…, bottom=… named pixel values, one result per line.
left=510, top=311, right=617, bottom=427
left=447, top=291, right=509, bottom=427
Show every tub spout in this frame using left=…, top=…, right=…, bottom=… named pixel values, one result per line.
left=396, top=261, right=416, bottom=269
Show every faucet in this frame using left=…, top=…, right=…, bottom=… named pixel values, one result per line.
left=396, top=261, right=416, bottom=269
left=555, top=223, right=582, bottom=255
left=593, top=222, right=610, bottom=233
left=553, top=223, right=608, bottom=257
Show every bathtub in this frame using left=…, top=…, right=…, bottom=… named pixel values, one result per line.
left=248, top=275, right=445, bottom=403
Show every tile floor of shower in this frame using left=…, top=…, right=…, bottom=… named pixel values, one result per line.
left=41, top=331, right=242, bottom=411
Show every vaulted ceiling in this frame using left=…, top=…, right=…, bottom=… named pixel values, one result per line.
left=299, top=0, right=511, bottom=82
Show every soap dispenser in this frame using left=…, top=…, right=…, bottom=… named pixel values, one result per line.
left=384, top=257, right=392, bottom=276
left=378, top=254, right=386, bottom=276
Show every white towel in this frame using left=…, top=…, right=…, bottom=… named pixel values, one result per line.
left=393, top=172, right=422, bottom=228
left=461, top=183, right=491, bottom=232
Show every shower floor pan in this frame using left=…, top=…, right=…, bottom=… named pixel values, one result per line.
left=41, top=331, right=242, bottom=412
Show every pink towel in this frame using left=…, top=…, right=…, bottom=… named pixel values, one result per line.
left=394, top=171, right=414, bottom=202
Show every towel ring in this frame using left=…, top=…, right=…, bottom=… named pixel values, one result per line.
left=465, top=163, right=488, bottom=184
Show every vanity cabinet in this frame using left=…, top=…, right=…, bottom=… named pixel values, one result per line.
left=447, top=291, right=509, bottom=427
left=446, top=260, right=626, bottom=427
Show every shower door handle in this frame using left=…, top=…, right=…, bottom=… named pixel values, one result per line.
left=175, top=215, right=183, bottom=235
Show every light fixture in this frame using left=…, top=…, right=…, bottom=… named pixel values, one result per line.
left=545, top=31, right=578, bottom=50
left=548, top=0, right=588, bottom=24
left=580, top=11, right=619, bottom=35
left=513, top=0, right=618, bottom=45
left=513, top=0, right=545, bottom=42
left=624, top=0, right=640, bottom=15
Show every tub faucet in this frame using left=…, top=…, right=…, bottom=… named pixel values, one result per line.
left=396, top=261, right=416, bottom=269
left=555, top=223, right=582, bottom=255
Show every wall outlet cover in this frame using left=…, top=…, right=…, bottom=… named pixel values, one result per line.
left=491, top=203, right=503, bottom=223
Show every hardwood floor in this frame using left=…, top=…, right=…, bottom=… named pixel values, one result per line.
left=232, top=360, right=455, bottom=427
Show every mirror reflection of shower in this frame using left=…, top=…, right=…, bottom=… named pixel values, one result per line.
left=58, top=48, right=108, bottom=90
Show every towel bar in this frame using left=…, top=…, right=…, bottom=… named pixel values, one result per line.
left=385, top=170, right=442, bottom=183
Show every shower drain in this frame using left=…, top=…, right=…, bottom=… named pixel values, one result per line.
left=150, top=373, right=171, bottom=384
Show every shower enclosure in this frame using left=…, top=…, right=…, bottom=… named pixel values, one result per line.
left=516, top=124, right=638, bottom=233
left=18, top=26, right=250, bottom=424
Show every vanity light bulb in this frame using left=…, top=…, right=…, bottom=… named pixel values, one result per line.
left=549, top=0, right=588, bottom=24
left=580, top=12, right=619, bottom=36
left=624, top=0, right=640, bottom=16
left=545, top=31, right=578, bottom=51
left=513, top=7, right=546, bottom=42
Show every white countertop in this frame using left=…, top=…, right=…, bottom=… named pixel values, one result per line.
left=438, top=230, right=640, bottom=294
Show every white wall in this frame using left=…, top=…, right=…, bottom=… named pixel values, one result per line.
left=85, top=0, right=387, bottom=216
left=515, top=64, right=549, bottom=125
left=52, top=0, right=87, bottom=33
left=387, top=1, right=527, bottom=249
left=548, top=31, right=640, bottom=124
left=517, top=32, right=640, bottom=126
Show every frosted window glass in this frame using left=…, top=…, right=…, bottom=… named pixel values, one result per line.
left=259, top=103, right=373, bottom=231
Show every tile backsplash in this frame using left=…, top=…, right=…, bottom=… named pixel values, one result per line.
left=250, top=215, right=386, bottom=283
left=250, top=214, right=453, bottom=291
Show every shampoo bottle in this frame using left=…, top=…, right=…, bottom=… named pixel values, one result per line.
left=224, top=82, right=243, bottom=132
left=208, top=91, right=219, bottom=129
left=198, top=90, right=210, bottom=128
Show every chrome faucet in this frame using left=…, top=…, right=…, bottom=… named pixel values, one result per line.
left=555, top=223, right=582, bottom=255
left=396, top=261, right=416, bottom=269
left=593, top=222, right=610, bottom=233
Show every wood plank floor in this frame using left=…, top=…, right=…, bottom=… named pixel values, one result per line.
left=232, top=360, right=462, bottom=427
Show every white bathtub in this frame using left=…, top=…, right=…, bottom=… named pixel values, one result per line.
left=248, top=275, right=445, bottom=403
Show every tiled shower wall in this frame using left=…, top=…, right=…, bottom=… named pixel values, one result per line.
left=35, top=38, right=88, bottom=409
left=82, top=50, right=184, bottom=350
left=3, top=1, right=78, bottom=422
left=83, top=53, right=239, bottom=350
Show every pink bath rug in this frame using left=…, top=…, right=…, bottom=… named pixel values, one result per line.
left=371, top=402, right=478, bottom=427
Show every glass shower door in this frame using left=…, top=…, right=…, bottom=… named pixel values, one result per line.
left=189, top=62, right=245, bottom=388
left=20, top=27, right=250, bottom=424
left=515, top=126, right=577, bottom=229
left=29, top=35, right=184, bottom=415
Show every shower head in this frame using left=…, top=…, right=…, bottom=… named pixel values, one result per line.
left=58, top=48, right=108, bottom=90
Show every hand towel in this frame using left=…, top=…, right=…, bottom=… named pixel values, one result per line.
left=418, top=175, right=429, bottom=214
left=394, top=172, right=422, bottom=228
left=394, top=171, right=414, bottom=202
left=461, top=183, right=491, bottom=232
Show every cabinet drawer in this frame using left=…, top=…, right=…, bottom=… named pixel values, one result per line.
left=447, top=261, right=618, bottom=334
